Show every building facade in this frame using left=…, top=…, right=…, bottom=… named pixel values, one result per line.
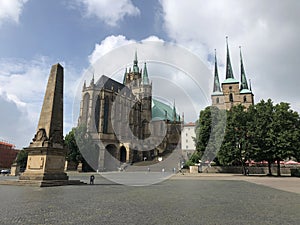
left=0, top=141, right=18, bottom=169
left=212, top=38, right=254, bottom=110
left=78, top=52, right=181, bottom=171
left=181, top=122, right=196, bottom=161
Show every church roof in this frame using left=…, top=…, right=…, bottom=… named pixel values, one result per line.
left=96, top=75, right=131, bottom=95
left=222, top=78, right=239, bottom=84
left=152, top=99, right=179, bottom=122
left=240, top=89, right=252, bottom=94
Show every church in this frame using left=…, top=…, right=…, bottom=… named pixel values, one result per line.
left=78, top=52, right=181, bottom=171
left=211, top=38, right=254, bottom=110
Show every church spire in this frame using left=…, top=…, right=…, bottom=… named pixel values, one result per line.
left=142, top=62, right=149, bottom=85
left=90, top=73, right=94, bottom=86
left=173, top=100, right=177, bottom=122
left=123, top=67, right=127, bottom=84
left=213, top=49, right=221, bottom=93
left=225, top=37, right=234, bottom=79
left=240, top=46, right=249, bottom=90
left=249, top=79, right=252, bottom=91
left=133, top=50, right=139, bottom=73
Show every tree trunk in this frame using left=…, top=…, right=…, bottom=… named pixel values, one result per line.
left=277, top=159, right=281, bottom=176
left=267, top=160, right=272, bottom=176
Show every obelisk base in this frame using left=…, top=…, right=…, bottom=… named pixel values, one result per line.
left=19, top=147, right=68, bottom=181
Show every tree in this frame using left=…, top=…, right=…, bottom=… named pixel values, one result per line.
left=65, top=125, right=98, bottom=172
left=192, top=106, right=226, bottom=165
left=218, top=104, right=252, bottom=174
left=271, top=102, right=299, bottom=176
left=250, top=99, right=300, bottom=176
left=248, top=99, right=275, bottom=175
left=16, top=149, right=28, bottom=170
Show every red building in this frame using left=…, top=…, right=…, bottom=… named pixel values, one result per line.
left=0, top=141, right=19, bottom=169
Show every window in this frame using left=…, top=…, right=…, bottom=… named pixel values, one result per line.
left=229, top=93, right=233, bottom=102
left=229, top=86, right=232, bottom=90
left=216, top=97, right=219, bottom=104
left=243, top=96, right=247, bottom=103
left=186, top=139, right=188, bottom=143
left=103, top=96, right=109, bottom=133
left=186, top=145, right=188, bottom=149
left=186, top=133, right=188, bottom=136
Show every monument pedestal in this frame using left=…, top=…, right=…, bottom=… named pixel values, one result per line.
left=19, top=147, right=68, bottom=181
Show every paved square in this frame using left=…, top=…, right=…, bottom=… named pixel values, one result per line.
left=0, top=173, right=299, bottom=225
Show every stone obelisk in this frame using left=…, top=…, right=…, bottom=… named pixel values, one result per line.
left=19, top=63, right=68, bottom=183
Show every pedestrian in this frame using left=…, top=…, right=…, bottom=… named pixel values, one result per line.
left=90, top=175, right=95, bottom=184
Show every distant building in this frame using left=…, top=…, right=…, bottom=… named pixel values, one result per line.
left=0, top=141, right=19, bottom=169
left=181, top=122, right=196, bottom=161
left=211, top=38, right=254, bottom=110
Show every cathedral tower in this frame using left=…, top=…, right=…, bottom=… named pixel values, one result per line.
left=212, top=37, right=254, bottom=110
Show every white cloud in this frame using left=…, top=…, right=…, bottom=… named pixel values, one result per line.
left=74, top=0, right=140, bottom=26
left=0, top=0, right=28, bottom=26
left=0, top=57, right=82, bottom=148
left=159, top=0, right=300, bottom=113
left=89, top=35, right=136, bottom=64
left=82, top=35, right=211, bottom=124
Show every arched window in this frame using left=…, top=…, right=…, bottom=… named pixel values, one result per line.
left=95, top=96, right=101, bottom=132
left=243, top=96, right=247, bottom=103
left=82, top=93, right=90, bottom=125
left=103, top=96, right=109, bottom=134
left=229, top=93, right=233, bottom=102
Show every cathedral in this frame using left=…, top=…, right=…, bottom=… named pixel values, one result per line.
left=78, top=52, right=181, bottom=171
left=211, top=38, right=254, bottom=110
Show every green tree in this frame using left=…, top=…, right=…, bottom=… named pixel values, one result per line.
left=271, top=102, right=299, bottom=176
left=192, top=106, right=226, bottom=165
left=218, top=104, right=252, bottom=174
left=16, top=149, right=28, bottom=170
left=250, top=99, right=300, bottom=176
left=65, top=125, right=98, bottom=172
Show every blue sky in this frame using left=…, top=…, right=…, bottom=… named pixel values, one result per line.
left=1, top=0, right=300, bottom=148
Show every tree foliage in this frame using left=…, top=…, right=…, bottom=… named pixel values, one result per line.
left=65, top=125, right=98, bottom=172
left=193, top=99, right=300, bottom=176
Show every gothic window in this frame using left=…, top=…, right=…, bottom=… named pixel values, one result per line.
left=229, top=93, right=233, bottom=102
left=82, top=93, right=90, bottom=125
left=103, top=96, right=109, bottom=134
left=243, top=96, right=247, bottom=103
left=95, top=96, right=101, bottom=132
left=216, top=97, right=219, bottom=104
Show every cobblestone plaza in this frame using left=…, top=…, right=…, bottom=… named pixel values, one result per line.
left=0, top=173, right=300, bottom=225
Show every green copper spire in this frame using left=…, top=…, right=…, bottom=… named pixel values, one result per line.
left=249, top=79, right=252, bottom=91
left=240, top=46, right=249, bottom=90
left=142, top=62, right=149, bottom=85
left=133, top=50, right=139, bottom=73
left=173, top=100, right=177, bottom=122
left=123, top=67, right=127, bottom=84
left=213, top=49, right=221, bottom=93
left=225, top=37, right=234, bottom=79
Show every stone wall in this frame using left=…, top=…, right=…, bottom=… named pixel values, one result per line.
left=191, top=166, right=299, bottom=175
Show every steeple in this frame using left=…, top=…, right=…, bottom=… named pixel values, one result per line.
left=249, top=79, right=252, bottom=91
left=225, top=37, right=234, bottom=79
left=173, top=100, right=177, bottom=122
left=90, top=73, right=94, bottom=86
left=133, top=50, right=139, bottom=73
left=123, top=67, right=127, bottom=84
left=142, top=62, right=149, bottom=85
left=240, top=46, right=249, bottom=90
left=213, top=49, right=221, bottom=93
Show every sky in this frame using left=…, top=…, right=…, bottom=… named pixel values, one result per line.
left=0, top=0, right=299, bottom=149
